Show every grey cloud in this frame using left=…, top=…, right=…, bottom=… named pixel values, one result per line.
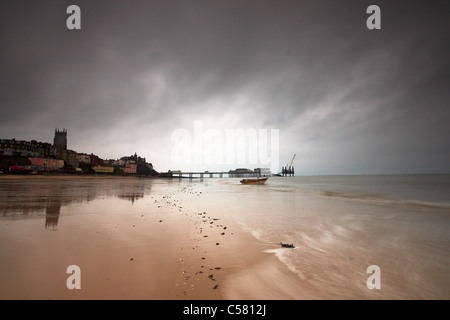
left=0, top=0, right=449, bottom=173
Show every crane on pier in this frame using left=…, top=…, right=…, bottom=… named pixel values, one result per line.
left=281, top=154, right=296, bottom=176
left=287, top=154, right=296, bottom=171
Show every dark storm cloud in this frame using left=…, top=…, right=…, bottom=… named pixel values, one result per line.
left=0, top=0, right=449, bottom=173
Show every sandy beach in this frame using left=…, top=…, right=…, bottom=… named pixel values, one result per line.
left=0, top=175, right=300, bottom=300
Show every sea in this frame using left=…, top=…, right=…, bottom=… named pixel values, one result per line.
left=0, top=174, right=449, bottom=299
left=209, top=174, right=450, bottom=299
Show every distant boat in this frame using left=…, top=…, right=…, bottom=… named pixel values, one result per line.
left=240, top=177, right=268, bottom=185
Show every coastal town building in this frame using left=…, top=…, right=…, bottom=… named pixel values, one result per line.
left=120, top=162, right=137, bottom=174
left=0, top=139, right=55, bottom=158
left=113, top=159, right=126, bottom=166
left=254, top=168, right=272, bottom=177
left=6, top=157, right=64, bottom=173
left=89, top=153, right=103, bottom=167
left=229, top=168, right=255, bottom=177
left=103, top=159, right=116, bottom=166
left=29, top=158, right=64, bottom=171
left=121, top=153, right=153, bottom=170
left=77, top=153, right=91, bottom=165
left=60, top=149, right=79, bottom=168
left=93, top=166, right=114, bottom=174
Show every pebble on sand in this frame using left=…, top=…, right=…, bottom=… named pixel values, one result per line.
left=208, top=274, right=216, bottom=281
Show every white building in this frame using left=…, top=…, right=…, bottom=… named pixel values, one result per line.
left=77, top=153, right=91, bottom=164
left=254, top=168, right=272, bottom=177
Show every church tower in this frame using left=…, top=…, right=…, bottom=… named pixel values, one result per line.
left=53, top=128, right=67, bottom=154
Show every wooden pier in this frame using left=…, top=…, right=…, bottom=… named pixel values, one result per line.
left=169, top=171, right=229, bottom=178
left=167, top=170, right=263, bottom=179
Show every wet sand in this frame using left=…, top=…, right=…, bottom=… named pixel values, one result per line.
left=0, top=176, right=299, bottom=300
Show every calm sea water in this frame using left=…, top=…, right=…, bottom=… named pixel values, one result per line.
left=0, top=175, right=449, bottom=299
left=216, top=175, right=450, bottom=299
left=202, top=174, right=450, bottom=299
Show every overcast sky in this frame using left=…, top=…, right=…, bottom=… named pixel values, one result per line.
left=1, top=0, right=449, bottom=175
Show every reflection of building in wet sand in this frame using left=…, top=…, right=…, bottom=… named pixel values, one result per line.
left=0, top=181, right=86, bottom=229
left=0, top=182, right=64, bottom=229
left=117, top=181, right=145, bottom=204
left=0, top=178, right=153, bottom=227
left=0, top=194, right=62, bottom=229
left=117, top=193, right=144, bottom=204
left=45, top=199, right=61, bottom=230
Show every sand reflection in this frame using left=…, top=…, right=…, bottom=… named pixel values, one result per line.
left=0, top=177, right=150, bottom=229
